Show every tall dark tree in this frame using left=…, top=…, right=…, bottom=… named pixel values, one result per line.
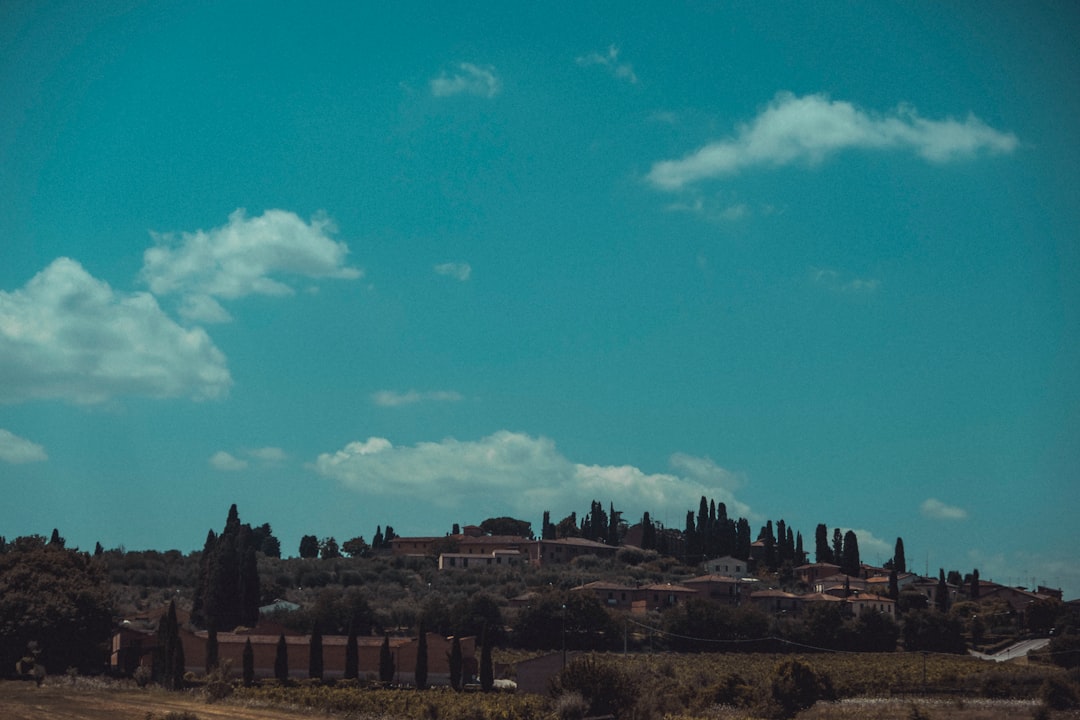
left=372, top=526, right=385, bottom=550
left=414, top=622, right=428, bottom=689
left=607, top=502, right=621, bottom=546
left=832, top=528, right=844, bottom=565
left=449, top=635, right=463, bottom=691
left=309, top=622, right=323, bottom=680
left=299, top=535, right=320, bottom=559
left=344, top=621, right=359, bottom=680
left=479, top=625, right=494, bottom=692
left=841, top=530, right=860, bottom=576
left=48, top=528, right=65, bottom=547
left=205, top=622, right=219, bottom=675
left=893, top=537, right=906, bottom=574
left=274, top=633, right=289, bottom=683
left=935, top=569, right=950, bottom=613
left=641, top=512, right=656, bottom=551
left=888, top=568, right=900, bottom=601
left=320, top=537, right=341, bottom=560
left=970, top=568, right=980, bottom=600
left=795, top=531, right=805, bottom=565
left=735, top=517, right=752, bottom=560
left=191, top=529, right=217, bottom=626
left=379, top=633, right=395, bottom=683
left=814, top=524, right=832, bottom=564
left=238, top=528, right=261, bottom=627
left=242, top=638, right=254, bottom=687
left=170, top=633, right=185, bottom=691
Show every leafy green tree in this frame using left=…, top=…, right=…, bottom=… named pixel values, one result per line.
left=414, top=622, right=428, bottom=689
left=0, top=536, right=113, bottom=674
left=309, top=622, right=323, bottom=680
left=345, top=621, right=359, bottom=680
left=299, top=535, right=320, bottom=559
left=449, top=635, right=463, bottom=690
left=759, top=658, right=834, bottom=719
left=319, top=537, right=341, bottom=560
left=479, top=516, right=533, bottom=538
left=242, top=638, right=254, bottom=686
left=342, top=536, right=370, bottom=558
left=379, top=633, right=395, bottom=682
left=274, top=633, right=289, bottom=683
left=903, top=610, right=966, bottom=653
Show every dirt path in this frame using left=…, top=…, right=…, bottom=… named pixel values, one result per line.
left=0, top=681, right=309, bottom=720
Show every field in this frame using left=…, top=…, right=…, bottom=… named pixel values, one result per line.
left=1, top=651, right=1077, bottom=720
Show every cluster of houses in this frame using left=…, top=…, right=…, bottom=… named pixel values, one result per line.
left=392, top=528, right=1063, bottom=626
left=108, top=527, right=1065, bottom=683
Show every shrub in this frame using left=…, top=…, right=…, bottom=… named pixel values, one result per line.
left=755, top=658, right=834, bottom=720
left=553, top=692, right=589, bottom=720
left=1038, top=675, right=1079, bottom=710
left=549, top=656, right=638, bottom=719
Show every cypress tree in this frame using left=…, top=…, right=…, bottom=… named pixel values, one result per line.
left=888, top=568, right=899, bottom=601
left=344, top=621, right=359, bottom=680
left=414, top=622, right=428, bottom=689
left=814, top=524, right=832, bottom=564
left=238, top=527, right=260, bottom=627
left=170, top=636, right=185, bottom=691
left=841, top=530, right=860, bottom=576
left=893, top=537, right=907, bottom=574
left=936, top=569, right=950, bottom=613
left=479, top=626, right=493, bottom=692
left=832, top=528, right=843, bottom=565
left=309, top=622, right=323, bottom=681
left=192, top=529, right=216, bottom=627
left=242, top=638, right=254, bottom=687
left=379, top=633, right=394, bottom=683
left=205, top=622, right=218, bottom=675
left=274, top=633, right=289, bottom=683
left=449, top=635, right=463, bottom=691
left=970, top=568, right=980, bottom=600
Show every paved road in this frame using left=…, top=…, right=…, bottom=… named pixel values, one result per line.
left=969, top=637, right=1050, bottom=662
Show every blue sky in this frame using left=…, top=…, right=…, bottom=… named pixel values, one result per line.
left=2, top=1, right=1078, bottom=596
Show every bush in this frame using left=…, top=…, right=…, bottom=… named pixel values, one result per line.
left=553, top=692, right=589, bottom=720
left=1037, top=675, right=1079, bottom=710
left=549, top=656, right=639, bottom=719
left=755, top=658, right=834, bottom=720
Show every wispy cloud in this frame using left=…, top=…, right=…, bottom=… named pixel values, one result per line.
left=0, top=429, right=47, bottom=463
left=647, top=92, right=1019, bottom=190
left=140, top=209, right=362, bottom=323
left=812, top=268, right=881, bottom=293
left=247, top=446, right=287, bottom=462
left=921, top=497, right=969, bottom=520
left=665, top=196, right=750, bottom=222
left=430, top=63, right=501, bottom=98
left=434, top=262, right=472, bottom=281
left=0, top=258, right=230, bottom=404
left=576, top=45, right=638, bottom=84
left=372, top=390, right=463, bottom=407
left=210, top=450, right=247, bottom=471
left=211, top=446, right=288, bottom=470
left=314, top=431, right=750, bottom=519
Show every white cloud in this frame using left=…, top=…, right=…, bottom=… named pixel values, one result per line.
left=812, top=268, right=881, bottom=293
left=434, top=262, right=472, bottom=281
left=430, top=63, right=501, bottom=98
left=576, top=45, right=638, bottom=84
left=921, top=497, right=969, bottom=520
left=0, top=429, right=47, bottom=463
left=372, top=390, right=463, bottom=407
left=314, top=431, right=750, bottom=520
left=840, top=527, right=893, bottom=564
left=140, top=209, right=362, bottom=322
left=0, top=258, right=231, bottom=404
left=647, top=92, right=1019, bottom=190
left=247, top=446, right=287, bottom=462
left=210, top=450, right=247, bottom=471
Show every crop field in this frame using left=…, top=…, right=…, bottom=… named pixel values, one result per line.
left=0, top=652, right=1076, bottom=720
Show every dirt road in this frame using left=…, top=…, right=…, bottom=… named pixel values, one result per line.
left=0, top=681, right=307, bottom=720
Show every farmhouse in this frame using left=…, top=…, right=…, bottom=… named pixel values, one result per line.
left=111, top=623, right=476, bottom=684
